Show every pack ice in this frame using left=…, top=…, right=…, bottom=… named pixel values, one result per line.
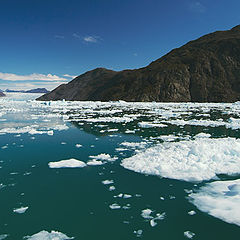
left=121, top=137, right=240, bottom=182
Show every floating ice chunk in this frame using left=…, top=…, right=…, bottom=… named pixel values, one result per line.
left=109, top=203, right=121, bottom=209
left=190, top=179, right=240, bottom=226
left=102, top=180, right=114, bottom=185
left=87, top=160, right=104, bottom=166
left=133, top=229, right=143, bottom=237
left=89, top=153, right=117, bottom=162
left=141, top=209, right=153, bottom=219
left=48, top=159, right=86, bottom=168
left=109, top=186, right=116, bottom=191
left=29, top=129, right=48, bottom=135
left=123, top=194, right=132, bottom=199
left=120, top=141, right=148, bottom=149
left=163, top=118, right=240, bottom=130
left=81, top=116, right=133, bottom=123
left=194, top=133, right=211, bottom=138
left=142, top=209, right=165, bottom=227
left=121, top=137, right=240, bottom=182
left=184, top=189, right=193, bottom=194
left=122, top=204, right=131, bottom=210
left=156, top=135, right=179, bottom=142
left=0, top=234, right=8, bottom=240
left=47, top=130, right=54, bottom=136
left=52, top=124, right=69, bottom=131
left=61, top=142, right=67, bottom=145
left=13, top=206, right=28, bottom=214
left=107, top=128, right=118, bottom=132
left=24, top=230, right=74, bottom=240
left=75, top=144, right=82, bottom=148
left=125, top=130, right=135, bottom=134
left=155, top=212, right=166, bottom=221
left=115, top=148, right=128, bottom=152
left=116, top=193, right=123, bottom=198
left=188, top=210, right=196, bottom=216
left=138, top=122, right=168, bottom=128
left=150, top=219, right=157, bottom=227
left=184, top=231, right=195, bottom=239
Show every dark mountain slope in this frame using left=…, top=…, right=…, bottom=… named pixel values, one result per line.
left=37, top=25, right=240, bottom=102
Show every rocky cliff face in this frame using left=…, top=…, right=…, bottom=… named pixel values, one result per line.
left=37, top=25, right=240, bottom=102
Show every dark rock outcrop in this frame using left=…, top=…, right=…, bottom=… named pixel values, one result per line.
left=37, top=25, right=240, bottom=102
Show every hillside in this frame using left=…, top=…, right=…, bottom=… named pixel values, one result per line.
left=37, top=25, right=240, bottom=102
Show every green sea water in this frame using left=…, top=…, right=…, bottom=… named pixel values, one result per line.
left=0, top=93, right=240, bottom=239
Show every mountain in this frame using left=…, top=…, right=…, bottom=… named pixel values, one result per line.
left=6, top=88, right=49, bottom=93
left=25, top=88, right=49, bottom=93
left=0, top=91, right=5, bottom=97
left=37, top=25, right=240, bottom=102
left=5, top=89, right=22, bottom=93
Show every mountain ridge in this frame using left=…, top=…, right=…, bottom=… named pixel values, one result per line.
left=6, top=88, right=49, bottom=94
left=37, top=25, right=240, bottom=102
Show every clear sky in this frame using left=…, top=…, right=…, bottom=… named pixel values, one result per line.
left=0, top=0, right=240, bottom=90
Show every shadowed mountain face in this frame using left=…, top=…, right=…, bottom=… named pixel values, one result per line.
left=37, top=25, right=240, bottom=102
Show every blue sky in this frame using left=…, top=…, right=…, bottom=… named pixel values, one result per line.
left=0, top=0, right=240, bottom=90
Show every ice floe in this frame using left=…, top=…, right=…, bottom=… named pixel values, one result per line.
left=102, top=180, right=114, bottom=185
left=0, top=234, right=8, bottom=240
left=89, top=153, right=117, bottom=162
left=109, top=186, right=116, bottom=191
left=122, top=137, right=240, bottom=182
left=109, top=203, right=121, bottom=209
left=13, top=206, right=28, bottom=214
left=190, top=179, right=240, bottom=226
left=184, top=231, right=195, bottom=239
left=188, top=210, right=196, bottom=216
left=163, top=118, right=240, bottom=130
left=48, top=159, right=86, bottom=168
left=133, top=229, right=143, bottom=237
left=138, top=122, right=168, bottom=128
left=141, top=209, right=166, bottom=227
left=24, top=230, right=74, bottom=239
left=75, top=144, right=82, bottom=148
left=87, top=159, right=105, bottom=166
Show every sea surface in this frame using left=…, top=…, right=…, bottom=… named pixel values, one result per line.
left=0, top=93, right=240, bottom=240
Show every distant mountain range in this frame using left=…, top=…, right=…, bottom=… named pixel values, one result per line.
left=35, top=25, right=240, bottom=102
left=5, top=88, right=49, bottom=94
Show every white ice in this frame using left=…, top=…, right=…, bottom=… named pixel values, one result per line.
left=122, top=137, right=240, bottom=182
left=102, top=180, right=114, bottom=185
left=109, top=203, right=121, bottom=209
left=87, top=159, right=105, bottom=166
left=138, top=122, right=168, bottom=128
left=89, top=153, right=117, bottom=162
left=190, top=179, right=240, bottom=226
left=48, top=159, right=86, bottom=168
left=0, top=234, right=8, bottom=240
left=24, top=230, right=74, bottom=240
left=184, top=231, right=195, bottom=239
left=13, top=206, right=28, bottom=214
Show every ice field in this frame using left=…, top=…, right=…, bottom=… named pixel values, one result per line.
left=0, top=93, right=240, bottom=239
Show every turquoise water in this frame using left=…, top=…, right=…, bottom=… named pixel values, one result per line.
left=0, top=93, right=240, bottom=239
